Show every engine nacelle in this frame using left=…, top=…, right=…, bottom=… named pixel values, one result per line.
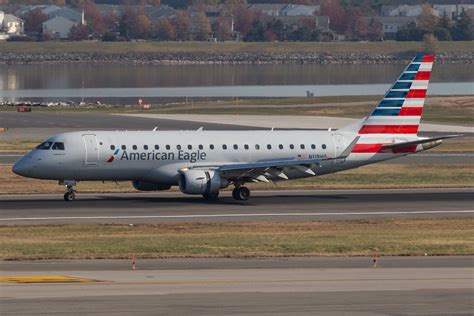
left=178, top=169, right=226, bottom=195
left=132, top=180, right=171, bottom=191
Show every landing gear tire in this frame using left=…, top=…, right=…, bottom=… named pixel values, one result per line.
left=232, top=186, right=250, bottom=201
left=203, top=192, right=219, bottom=201
left=64, top=192, right=76, bottom=201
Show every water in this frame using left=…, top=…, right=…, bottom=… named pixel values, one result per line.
left=0, top=63, right=472, bottom=103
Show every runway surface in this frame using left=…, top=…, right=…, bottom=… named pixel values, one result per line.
left=1, top=188, right=472, bottom=225
left=1, top=257, right=473, bottom=315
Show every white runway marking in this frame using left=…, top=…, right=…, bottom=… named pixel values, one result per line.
left=1, top=210, right=473, bottom=221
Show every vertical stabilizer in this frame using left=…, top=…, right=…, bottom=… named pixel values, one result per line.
left=357, top=55, right=434, bottom=136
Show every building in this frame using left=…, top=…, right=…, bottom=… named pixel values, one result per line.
left=42, top=15, right=77, bottom=39
left=0, top=11, right=24, bottom=40
left=381, top=5, right=424, bottom=17
left=148, top=5, right=177, bottom=22
left=279, top=4, right=320, bottom=16
left=373, top=16, right=417, bottom=38
left=434, top=4, right=474, bottom=20
left=248, top=4, right=287, bottom=16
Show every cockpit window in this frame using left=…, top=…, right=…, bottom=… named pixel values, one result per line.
left=36, top=142, right=53, bottom=150
left=52, top=142, right=65, bottom=150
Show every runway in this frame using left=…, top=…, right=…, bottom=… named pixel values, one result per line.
left=1, top=257, right=473, bottom=315
left=1, top=188, right=472, bottom=225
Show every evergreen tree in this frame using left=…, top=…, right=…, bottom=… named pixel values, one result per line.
left=451, top=10, right=472, bottom=41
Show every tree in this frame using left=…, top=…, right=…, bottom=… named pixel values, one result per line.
left=156, top=18, right=176, bottom=40
left=423, top=33, right=439, bottom=54
left=417, top=3, right=439, bottom=32
left=175, top=10, right=191, bottom=40
left=451, top=10, right=472, bottom=41
left=320, top=0, right=347, bottom=34
left=71, top=0, right=107, bottom=38
left=120, top=7, right=152, bottom=39
left=244, top=21, right=265, bottom=41
left=438, top=11, right=451, bottom=29
left=69, top=24, right=89, bottom=40
left=367, top=17, right=383, bottom=41
left=233, top=4, right=255, bottom=36
left=194, top=12, right=211, bottom=41
left=215, top=16, right=231, bottom=41
left=22, top=9, right=48, bottom=34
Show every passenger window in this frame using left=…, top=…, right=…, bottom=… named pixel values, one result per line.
left=233, top=144, right=238, bottom=150
left=121, top=145, right=126, bottom=150
left=36, top=142, right=53, bottom=150
left=110, top=145, right=115, bottom=150
left=155, top=145, right=159, bottom=150
left=279, top=144, right=283, bottom=149
left=300, top=144, right=305, bottom=149
left=311, top=144, right=316, bottom=149
left=222, top=144, right=227, bottom=150
left=52, top=142, right=65, bottom=150
left=267, top=144, right=272, bottom=150
left=322, top=144, right=327, bottom=149
left=166, top=145, right=170, bottom=150
left=210, top=144, right=214, bottom=150
left=133, top=145, right=137, bottom=150
left=199, top=144, right=203, bottom=150
left=177, top=145, right=181, bottom=150
left=255, top=144, right=260, bottom=150
left=289, top=144, right=294, bottom=149
left=144, top=145, right=148, bottom=150
left=244, top=144, right=249, bottom=150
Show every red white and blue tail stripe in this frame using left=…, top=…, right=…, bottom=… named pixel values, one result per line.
left=358, top=55, right=434, bottom=135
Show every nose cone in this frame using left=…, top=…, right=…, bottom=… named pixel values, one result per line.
left=12, top=156, right=33, bottom=177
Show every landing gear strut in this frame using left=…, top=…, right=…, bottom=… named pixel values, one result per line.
left=63, top=182, right=77, bottom=201
left=232, top=186, right=250, bottom=201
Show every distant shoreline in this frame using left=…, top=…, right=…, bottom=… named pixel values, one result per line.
left=0, top=41, right=472, bottom=65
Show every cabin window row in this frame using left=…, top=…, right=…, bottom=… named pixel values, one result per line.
left=110, top=143, right=327, bottom=151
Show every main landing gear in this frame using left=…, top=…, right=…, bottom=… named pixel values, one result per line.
left=232, top=186, right=250, bottom=201
left=62, top=181, right=77, bottom=201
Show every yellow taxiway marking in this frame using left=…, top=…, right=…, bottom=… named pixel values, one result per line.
left=0, top=276, right=100, bottom=283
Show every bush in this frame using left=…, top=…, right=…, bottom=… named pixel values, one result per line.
left=6, top=35, right=35, bottom=42
left=433, top=27, right=452, bottom=41
left=423, top=33, right=439, bottom=54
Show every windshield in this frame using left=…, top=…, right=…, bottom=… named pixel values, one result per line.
left=52, top=142, right=65, bottom=150
left=36, top=142, right=53, bottom=150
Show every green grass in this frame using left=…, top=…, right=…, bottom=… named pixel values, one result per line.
left=1, top=219, right=472, bottom=260
left=1, top=41, right=473, bottom=54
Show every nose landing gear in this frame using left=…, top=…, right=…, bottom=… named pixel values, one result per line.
left=61, top=180, right=77, bottom=201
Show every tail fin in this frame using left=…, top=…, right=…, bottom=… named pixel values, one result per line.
left=355, top=55, right=434, bottom=135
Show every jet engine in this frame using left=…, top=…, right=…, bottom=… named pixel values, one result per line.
left=178, top=169, right=227, bottom=195
left=132, top=180, right=171, bottom=191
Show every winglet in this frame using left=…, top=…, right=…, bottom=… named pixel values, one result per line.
left=338, top=136, right=360, bottom=159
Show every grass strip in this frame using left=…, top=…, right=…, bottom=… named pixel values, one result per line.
left=1, top=219, right=473, bottom=260
left=0, top=164, right=472, bottom=195
left=1, top=41, right=473, bottom=54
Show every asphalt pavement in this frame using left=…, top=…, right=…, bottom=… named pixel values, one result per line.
left=1, top=188, right=472, bottom=225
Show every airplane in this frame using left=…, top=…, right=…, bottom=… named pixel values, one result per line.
left=12, top=55, right=458, bottom=201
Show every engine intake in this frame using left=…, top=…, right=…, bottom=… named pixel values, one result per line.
left=178, top=169, right=225, bottom=195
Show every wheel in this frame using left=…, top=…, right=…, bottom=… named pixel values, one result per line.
left=233, top=187, right=250, bottom=201
left=203, top=191, right=219, bottom=201
left=64, top=192, right=75, bottom=201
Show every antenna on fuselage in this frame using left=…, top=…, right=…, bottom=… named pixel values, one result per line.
left=153, top=126, right=158, bottom=131
left=197, top=127, right=203, bottom=132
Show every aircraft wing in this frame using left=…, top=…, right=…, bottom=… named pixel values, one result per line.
left=217, top=136, right=359, bottom=182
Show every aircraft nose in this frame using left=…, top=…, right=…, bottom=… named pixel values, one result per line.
left=12, top=157, right=32, bottom=177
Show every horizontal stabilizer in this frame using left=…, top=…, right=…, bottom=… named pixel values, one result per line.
left=381, top=135, right=461, bottom=151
